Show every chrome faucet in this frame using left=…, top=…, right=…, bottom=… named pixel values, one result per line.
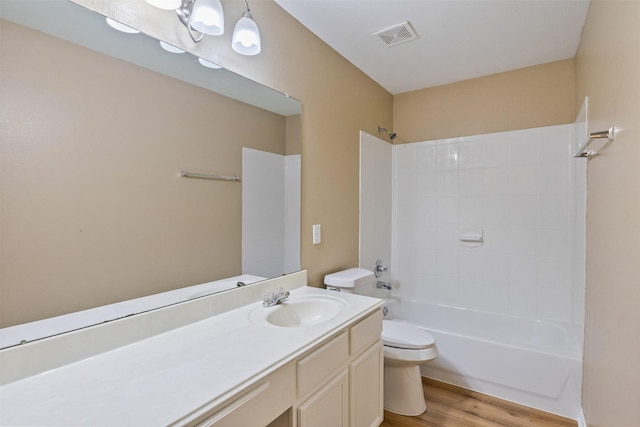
left=374, top=259, right=388, bottom=278
left=376, top=281, right=392, bottom=290
left=263, top=287, right=290, bottom=307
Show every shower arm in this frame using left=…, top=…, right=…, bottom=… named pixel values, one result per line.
left=377, top=126, right=397, bottom=140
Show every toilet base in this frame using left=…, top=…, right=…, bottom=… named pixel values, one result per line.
left=383, top=365, right=426, bottom=416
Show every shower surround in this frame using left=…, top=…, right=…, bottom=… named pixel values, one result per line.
left=359, top=123, right=586, bottom=419
left=392, top=124, right=585, bottom=330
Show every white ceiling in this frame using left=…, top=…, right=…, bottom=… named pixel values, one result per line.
left=274, top=0, right=590, bottom=95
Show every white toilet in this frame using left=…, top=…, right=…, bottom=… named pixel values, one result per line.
left=324, top=268, right=438, bottom=416
left=382, top=319, right=438, bottom=415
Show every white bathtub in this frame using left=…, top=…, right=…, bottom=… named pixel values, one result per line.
left=386, top=297, right=582, bottom=420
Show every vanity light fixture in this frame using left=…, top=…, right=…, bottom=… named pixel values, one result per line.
left=160, top=40, right=221, bottom=69
left=186, top=0, right=224, bottom=36
left=105, top=14, right=221, bottom=69
left=232, top=0, right=261, bottom=55
left=145, top=0, right=261, bottom=56
left=159, top=40, right=186, bottom=53
left=105, top=18, right=140, bottom=34
left=198, top=57, right=222, bottom=69
left=146, top=0, right=182, bottom=10
left=175, top=0, right=225, bottom=42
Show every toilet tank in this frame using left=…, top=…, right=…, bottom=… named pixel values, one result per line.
left=324, top=268, right=374, bottom=293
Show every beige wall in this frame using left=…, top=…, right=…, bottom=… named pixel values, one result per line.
left=0, top=20, right=287, bottom=326
left=66, top=1, right=395, bottom=287
left=575, top=1, right=640, bottom=425
left=285, top=114, right=302, bottom=155
left=394, top=59, right=576, bottom=142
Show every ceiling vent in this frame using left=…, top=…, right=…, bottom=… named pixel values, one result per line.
left=373, top=21, right=418, bottom=47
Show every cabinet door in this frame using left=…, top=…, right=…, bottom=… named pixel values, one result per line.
left=298, top=370, right=349, bottom=427
left=350, top=341, right=384, bottom=427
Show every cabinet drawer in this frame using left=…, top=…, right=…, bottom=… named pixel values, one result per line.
left=350, top=309, right=382, bottom=355
left=297, top=331, right=349, bottom=398
left=191, top=362, right=295, bottom=427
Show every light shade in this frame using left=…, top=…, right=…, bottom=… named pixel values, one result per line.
left=232, top=12, right=261, bottom=56
left=198, top=58, right=222, bottom=69
left=145, top=0, right=181, bottom=10
left=190, top=0, right=224, bottom=36
left=105, top=18, right=140, bottom=34
left=160, top=41, right=185, bottom=53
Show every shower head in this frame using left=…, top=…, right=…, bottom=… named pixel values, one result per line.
left=378, top=126, right=397, bottom=140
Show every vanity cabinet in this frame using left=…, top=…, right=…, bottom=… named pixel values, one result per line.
left=190, top=362, right=295, bottom=427
left=189, top=308, right=383, bottom=427
left=296, top=308, right=384, bottom=427
left=0, top=283, right=384, bottom=426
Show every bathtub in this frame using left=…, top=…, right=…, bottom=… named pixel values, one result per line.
left=385, top=297, right=582, bottom=420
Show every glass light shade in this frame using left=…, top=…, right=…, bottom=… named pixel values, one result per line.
left=160, top=41, right=185, bottom=53
left=232, top=15, right=261, bottom=55
left=198, top=58, right=222, bottom=69
left=145, top=0, right=181, bottom=10
left=190, top=0, right=224, bottom=36
left=105, top=18, right=140, bottom=34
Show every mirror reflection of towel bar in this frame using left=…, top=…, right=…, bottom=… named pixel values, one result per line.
left=180, top=171, right=241, bottom=182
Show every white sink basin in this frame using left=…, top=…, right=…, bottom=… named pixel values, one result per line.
left=250, top=295, right=348, bottom=328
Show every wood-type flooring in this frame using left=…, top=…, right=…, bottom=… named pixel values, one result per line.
left=380, top=378, right=577, bottom=427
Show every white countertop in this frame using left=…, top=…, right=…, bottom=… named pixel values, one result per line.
left=0, top=287, right=382, bottom=426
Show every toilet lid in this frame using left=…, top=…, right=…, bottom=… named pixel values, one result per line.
left=382, top=320, right=435, bottom=350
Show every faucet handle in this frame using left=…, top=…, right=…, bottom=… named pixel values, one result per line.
left=263, top=290, right=274, bottom=306
left=277, top=287, right=290, bottom=299
left=374, top=259, right=388, bottom=278
left=263, top=288, right=290, bottom=307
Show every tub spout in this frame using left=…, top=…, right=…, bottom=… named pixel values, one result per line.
left=377, top=281, right=392, bottom=290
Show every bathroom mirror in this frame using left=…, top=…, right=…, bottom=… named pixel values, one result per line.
left=0, top=0, right=302, bottom=348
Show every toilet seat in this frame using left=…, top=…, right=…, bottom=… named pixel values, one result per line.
left=383, top=345, right=438, bottom=364
left=382, top=320, right=435, bottom=349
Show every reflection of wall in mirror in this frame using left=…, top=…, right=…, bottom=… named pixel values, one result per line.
left=0, top=20, right=298, bottom=328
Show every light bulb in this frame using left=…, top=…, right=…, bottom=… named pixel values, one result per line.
left=106, top=18, right=140, bottom=34
left=160, top=41, right=185, bottom=53
left=145, top=0, right=181, bottom=10
left=198, top=58, right=222, bottom=69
